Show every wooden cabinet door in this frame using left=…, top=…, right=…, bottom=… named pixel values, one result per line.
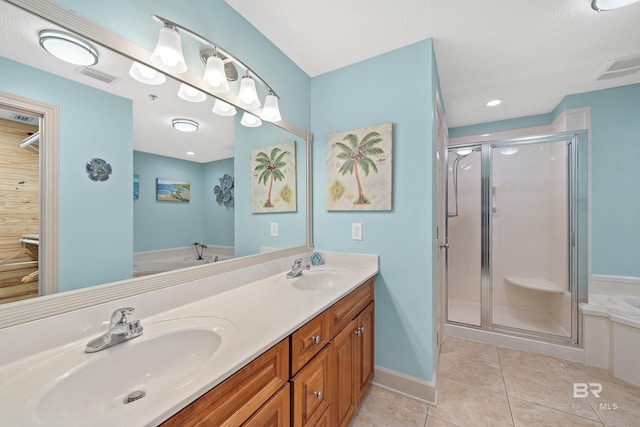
left=242, top=383, right=290, bottom=427
left=356, top=302, right=374, bottom=404
left=331, top=318, right=357, bottom=427
left=291, top=346, right=331, bottom=427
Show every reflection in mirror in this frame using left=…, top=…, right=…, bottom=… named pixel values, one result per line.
left=0, top=0, right=308, bottom=310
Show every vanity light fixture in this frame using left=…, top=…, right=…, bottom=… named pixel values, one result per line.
left=177, top=83, right=206, bottom=102
left=240, top=112, right=262, bottom=128
left=151, top=15, right=282, bottom=121
left=455, top=148, right=473, bottom=157
left=172, top=118, right=199, bottom=132
left=262, top=94, right=282, bottom=122
left=39, top=30, right=98, bottom=66
left=151, top=24, right=187, bottom=73
left=202, top=50, right=231, bottom=93
left=128, top=61, right=166, bottom=85
left=486, top=98, right=503, bottom=107
left=591, top=0, right=640, bottom=10
left=212, top=99, right=237, bottom=116
left=237, top=76, right=261, bottom=109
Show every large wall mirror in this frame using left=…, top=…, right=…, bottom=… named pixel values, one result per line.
left=0, top=0, right=312, bottom=328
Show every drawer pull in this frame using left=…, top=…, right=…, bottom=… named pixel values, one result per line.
left=313, top=390, right=323, bottom=400
left=311, top=335, right=321, bottom=344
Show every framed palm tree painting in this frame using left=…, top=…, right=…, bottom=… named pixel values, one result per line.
left=250, top=141, right=297, bottom=213
left=326, top=123, right=392, bottom=211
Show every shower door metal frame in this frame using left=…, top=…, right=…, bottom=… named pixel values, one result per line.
left=445, top=130, right=588, bottom=346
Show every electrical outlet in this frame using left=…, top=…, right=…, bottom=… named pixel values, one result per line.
left=352, top=223, right=363, bottom=240
left=270, top=222, right=278, bottom=237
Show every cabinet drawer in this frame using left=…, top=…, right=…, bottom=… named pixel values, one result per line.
left=242, top=383, right=290, bottom=427
left=291, top=346, right=331, bottom=427
left=161, top=338, right=289, bottom=427
left=291, top=310, right=330, bottom=375
left=329, top=278, right=374, bottom=337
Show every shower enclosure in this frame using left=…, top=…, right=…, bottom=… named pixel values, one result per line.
left=445, top=131, right=588, bottom=345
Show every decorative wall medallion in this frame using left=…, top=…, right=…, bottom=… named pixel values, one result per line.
left=86, top=158, right=112, bottom=182
left=214, top=173, right=234, bottom=208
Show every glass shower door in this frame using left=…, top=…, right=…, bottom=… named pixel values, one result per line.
left=446, top=146, right=482, bottom=326
left=490, top=140, right=572, bottom=338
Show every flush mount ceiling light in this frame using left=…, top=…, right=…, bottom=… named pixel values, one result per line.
left=240, top=112, right=262, bottom=128
left=151, top=24, right=187, bottom=73
left=261, top=94, right=282, bottom=122
left=212, top=99, right=237, bottom=116
left=591, top=0, right=640, bottom=10
left=39, top=30, right=98, bottom=66
left=486, top=98, right=503, bottom=107
left=186, top=151, right=195, bottom=156
left=177, top=83, right=206, bottom=102
left=172, top=118, right=199, bottom=132
left=128, top=61, right=166, bottom=85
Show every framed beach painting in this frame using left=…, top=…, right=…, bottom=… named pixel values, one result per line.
left=250, top=141, right=297, bottom=213
left=326, top=122, right=392, bottom=211
left=156, top=178, right=190, bottom=202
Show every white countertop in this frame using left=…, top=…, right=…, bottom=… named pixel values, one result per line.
left=0, top=252, right=378, bottom=426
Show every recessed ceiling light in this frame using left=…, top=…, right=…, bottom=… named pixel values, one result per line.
left=186, top=151, right=195, bottom=156
left=591, top=0, right=640, bottom=11
left=486, top=99, right=503, bottom=107
left=171, top=118, right=199, bottom=132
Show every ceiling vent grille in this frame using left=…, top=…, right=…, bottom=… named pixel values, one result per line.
left=596, top=54, right=640, bottom=81
left=77, top=66, right=119, bottom=84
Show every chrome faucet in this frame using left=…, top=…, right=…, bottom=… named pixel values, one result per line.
left=85, top=307, right=143, bottom=353
left=286, top=257, right=311, bottom=278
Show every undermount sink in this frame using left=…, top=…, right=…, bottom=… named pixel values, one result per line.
left=12, top=316, right=236, bottom=425
left=281, top=267, right=356, bottom=290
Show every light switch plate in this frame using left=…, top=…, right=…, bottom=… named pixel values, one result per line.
left=352, top=223, right=363, bottom=240
left=270, top=222, right=278, bottom=237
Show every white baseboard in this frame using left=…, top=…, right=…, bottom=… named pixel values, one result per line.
left=590, top=274, right=640, bottom=297
left=372, top=365, right=437, bottom=406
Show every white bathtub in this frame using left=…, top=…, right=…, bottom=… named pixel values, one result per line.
left=133, top=245, right=234, bottom=277
left=580, top=294, right=640, bottom=387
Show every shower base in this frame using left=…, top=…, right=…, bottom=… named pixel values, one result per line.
left=447, top=299, right=569, bottom=336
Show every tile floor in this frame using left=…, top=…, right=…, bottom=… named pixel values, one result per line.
left=350, top=336, right=640, bottom=426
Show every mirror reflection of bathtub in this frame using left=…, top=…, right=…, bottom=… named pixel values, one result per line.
left=133, top=245, right=234, bottom=277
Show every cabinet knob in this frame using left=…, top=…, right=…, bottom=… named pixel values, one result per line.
left=311, top=335, right=321, bottom=344
left=360, top=326, right=365, bottom=334
left=354, top=329, right=361, bottom=336
left=313, top=390, right=323, bottom=400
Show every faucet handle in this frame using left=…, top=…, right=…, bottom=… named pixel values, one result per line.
left=110, top=307, right=135, bottom=326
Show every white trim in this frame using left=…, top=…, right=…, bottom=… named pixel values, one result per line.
left=373, top=366, right=437, bottom=405
left=589, top=274, right=640, bottom=297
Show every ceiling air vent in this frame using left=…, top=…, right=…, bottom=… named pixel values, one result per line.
left=77, top=66, right=119, bottom=84
left=596, top=54, right=640, bottom=81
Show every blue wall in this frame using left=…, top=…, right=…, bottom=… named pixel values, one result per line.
left=449, top=83, right=640, bottom=278
left=133, top=151, right=234, bottom=251
left=204, top=157, right=235, bottom=247
left=0, top=57, right=133, bottom=292
left=311, top=39, right=437, bottom=382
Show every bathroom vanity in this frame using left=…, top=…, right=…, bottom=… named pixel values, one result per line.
left=0, top=252, right=378, bottom=426
left=162, top=278, right=374, bottom=426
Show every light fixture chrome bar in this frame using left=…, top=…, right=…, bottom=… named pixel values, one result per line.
left=151, top=14, right=279, bottom=99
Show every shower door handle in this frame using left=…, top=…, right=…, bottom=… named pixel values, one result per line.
left=439, top=242, right=449, bottom=249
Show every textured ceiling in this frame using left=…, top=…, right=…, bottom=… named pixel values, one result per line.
left=225, top=0, right=640, bottom=127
